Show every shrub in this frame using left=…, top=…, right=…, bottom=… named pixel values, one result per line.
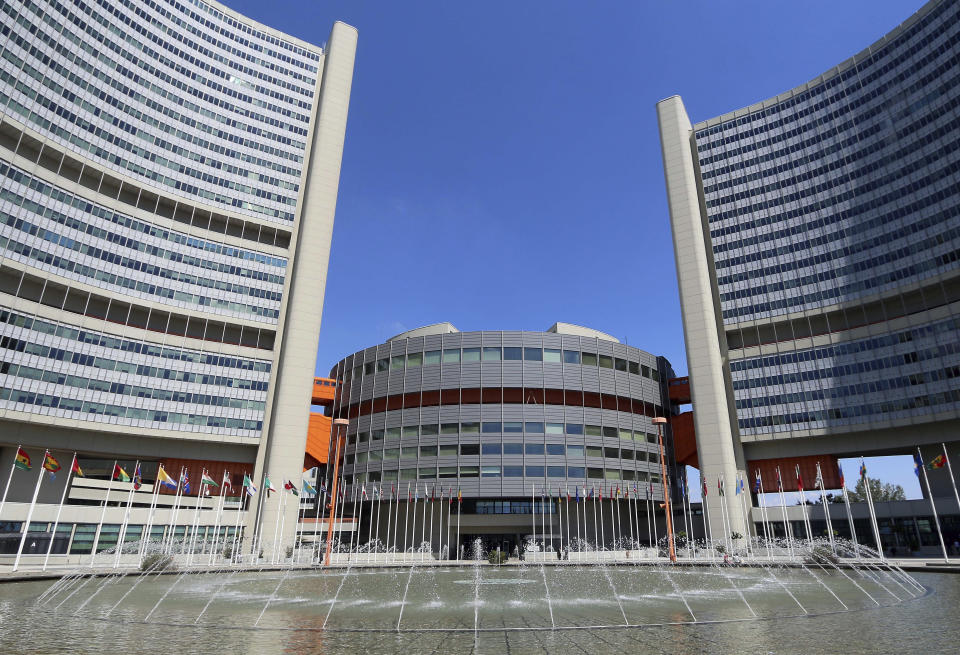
left=487, top=551, right=508, bottom=565
left=140, top=553, right=174, bottom=572
left=221, top=545, right=233, bottom=560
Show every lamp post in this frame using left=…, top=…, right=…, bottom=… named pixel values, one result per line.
left=324, top=418, right=350, bottom=567
left=653, top=416, right=677, bottom=562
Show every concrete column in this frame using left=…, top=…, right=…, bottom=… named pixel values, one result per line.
left=250, top=22, right=358, bottom=555
left=656, top=96, right=748, bottom=543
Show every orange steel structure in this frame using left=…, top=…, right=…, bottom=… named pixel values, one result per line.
left=304, top=377, right=337, bottom=470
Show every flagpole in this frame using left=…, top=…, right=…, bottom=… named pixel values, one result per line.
left=738, top=474, right=752, bottom=557
left=402, top=483, right=410, bottom=556
left=13, top=452, right=47, bottom=572
left=697, top=477, right=707, bottom=557
left=574, top=488, right=581, bottom=560
left=141, top=466, right=162, bottom=562
left=839, top=466, right=860, bottom=560
left=591, top=488, right=599, bottom=559
left=542, top=488, right=548, bottom=555
left=651, top=482, right=659, bottom=553
left=114, top=460, right=140, bottom=569
left=188, top=469, right=206, bottom=566
left=420, top=485, right=428, bottom=562
left=564, top=487, right=571, bottom=558
left=445, top=488, right=452, bottom=560
left=43, top=452, right=76, bottom=571
left=90, top=460, right=118, bottom=567
left=0, top=444, right=23, bottom=522
left=941, top=443, right=960, bottom=518
left=860, top=459, right=884, bottom=561
left=375, top=484, right=384, bottom=563
left=680, top=476, right=691, bottom=558
left=231, top=486, right=245, bottom=565
left=718, top=476, right=730, bottom=555
left=428, top=485, right=435, bottom=561
left=384, top=486, right=394, bottom=563
left=598, top=485, right=605, bottom=555
left=796, top=465, right=812, bottom=545
left=775, top=467, right=793, bottom=558
left=456, top=489, right=462, bottom=561
left=555, top=488, right=561, bottom=559
left=271, top=482, right=283, bottom=564
left=250, top=475, right=266, bottom=562
left=165, top=466, right=184, bottom=556
left=815, top=462, right=835, bottom=554
left=917, top=448, right=948, bottom=561
left=318, top=488, right=329, bottom=564
left=346, top=482, right=357, bottom=561
left=209, top=471, right=228, bottom=564
left=352, top=487, right=364, bottom=562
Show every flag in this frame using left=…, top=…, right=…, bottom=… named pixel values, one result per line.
left=930, top=454, right=947, bottom=469
left=42, top=452, right=61, bottom=474
left=201, top=471, right=219, bottom=487
left=303, top=480, right=317, bottom=495
left=264, top=476, right=277, bottom=496
left=284, top=480, right=299, bottom=496
left=914, top=453, right=924, bottom=478
left=319, top=483, right=328, bottom=495
left=795, top=465, right=804, bottom=492
left=718, top=477, right=725, bottom=496
left=362, top=485, right=368, bottom=499
left=14, top=447, right=31, bottom=471
left=114, top=463, right=131, bottom=482
left=680, top=477, right=686, bottom=498
left=71, top=457, right=84, bottom=478
left=859, top=459, right=867, bottom=480
left=457, top=488, right=462, bottom=504
left=575, top=486, right=580, bottom=503
left=776, top=467, right=783, bottom=491
left=133, top=462, right=142, bottom=490
left=588, top=487, right=594, bottom=499
left=157, top=466, right=178, bottom=490
left=754, top=470, right=761, bottom=493
left=222, top=470, right=233, bottom=491
left=814, top=464, right=823, bottom=489
left=181, top=471, right=191, bottom=494
left=242, top=473, right=257, bottom=496
left=702, top=477, right=708, bottom=498
left=838, top=462, right=845, bottom=488
left=736, top=475, right=744, bottom=495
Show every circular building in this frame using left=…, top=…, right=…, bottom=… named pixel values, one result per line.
left=325, top=322, right=680, bottom=558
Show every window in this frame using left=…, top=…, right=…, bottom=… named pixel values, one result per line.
left=442, top=349, right=460, bottom=363
left=424, top=350, right=441, bottom=365
left=525, top=443, right=545, bottom=455
left=439, top=444, right=458, bottom=456
left=391, top=356, right=404, bottom=370
left=525, top=422, right=544, bottom=434
left=461, top=422, right=480, bottom=434
left=503, top=347, right=522, bottom=360
left=372, top=430, right=384, bottom=441
left=544, top=348, right=562, bottom=363
left=503, top=443, right=523, bottom=455
left=369, top=450, right=383, bottom=461
left=525, top=466, right=545, bottom=477
left=460, top=466, right=479, bottom=478
left=546, top=443, right=564, bottom=456
left=441, top=423, right=459, bottom=435
left=548, top=465, right=565, bottom=478
left=356, top=452, right=367, bottom=463
left=346, top=454, right=355, bottom=465
left=545, top=422, right=564, bottom=435
left=585, top=425, right=602, bottom=436
left=407, top=352, right=423, bottom=368
left=582, top=352, right=598, bottom=366
left=586, top=446, right=603, bottom=458
left=566, top=423, right=583, bottom=435
left=621, top=449, right=633, bottom=461
left=604, top=470, right=621, bottom=480
left=641, top=365, right=651, bottom=378
left=604, top=447, right=619, bottom=459
left=382, top=470, right=399, bottom=482
left=649, top=452, right=659, bottom=463
left=524, top=347, right=542, bottom=361
left=504, top=421, right=523, bottom=433
left=462, top=347, right=481, bottom=362
left=377, top=358, right=389, bottom=372
left=567, top=466, right=585, bottom=478
left=460, top=444, right=480, bottom=456
left=628, top=361, right=640, bottom=375
left=385, top=427, right=400, bottom=439
left=482, top=443, right=501, bottom=455
left=482, top=347, right=501, bottom=361
left=401, top=447, right=416, bottom=459
left=614, top=358, right=627, bottom=371
left=587, top=467, right=604, bottom=479
left=651, top=370, right=660, bottom=382
left=439, top=466, right=457, bottom=478
left=622, top=470, right=635, bottom=481
left=602, top=427, right=618, bottom=439
left=504, top=466, right=523, bottom=477
left=421, top=424, right=439, bottom=436
left=482, top=422, right=501, bottom=433
left=619, top=429, right=632, bottom=441
left=364, top=362, right=375, bottom=375
left=402, top=426, right=419, bottom=438
left=400, top=468, right=417, bottom=480
left=384, top=448, right=400, bottom=460
left=357, top=431, right=370, bottom=443
left=567, top=445, right=584, bottom=457
left=482, top=466, right=501, bottom=477
left=563, top=350, right=580, bottom=364
left=419, top=445, right=438, bottom=457
left=418, top=468, right=435, bottom=479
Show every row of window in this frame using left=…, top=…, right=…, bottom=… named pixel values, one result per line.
left=353, top=423, right=659, bottom=443
left=738, top=386, right=960, bottom=431
left=0, top=161, right=287, bottom=273
left=730, top=316, right=958, bottom=373
left=348, top=444, right=660, bottom=462
left=350, top=348, right=659, bottom=379
left=0, top=232, right=280, bottom=321
left=0, top=309, right=272, bottom=372
left=0, top=387, right=263, bottom=432
left=349, top=466, right=663, bottom=483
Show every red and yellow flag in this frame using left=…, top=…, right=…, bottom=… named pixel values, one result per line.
left=14, top=447, right=31, bottom=471
left=71, top=457, right=84, bottom=477
left=930, top=454, right=947, bottom=469
left=42, top=452, right=61, bottom=473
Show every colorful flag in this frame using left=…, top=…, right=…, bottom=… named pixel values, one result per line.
left=242, top=473, right=257, bottom=496
left=914, top=453, right=924, bottom=478
left=702, top=477, right=708, bottom=497
left=575, top=486, right=580, bottom=503
left=814, top=464, right=823, bottom=489
left=859, top=460, right=867, bottom=480
left=14, top=447, right=31, bottom=471
left=776, top=467, right=783, bottom=491
left=157, top=466, right=178, bottom=490
left=264, top=476, right=276, bottom=496
left=362, top=485, right=368, bottom=499
left=929, top=454, right=947, bottom=469
left=795, top=465, right=804, bottom=492
left=201, top=471, right=219, bottom=487
left=133, top=462, right=142, bottom=490
left=222, top=470, right=233, bottom=491
left=71, top=457, right=84, bottom=478
left=837, top=462, right=845, bottom=488
left=114, top=463, right=131, bottom=482
left=181, top=471, right=191, bottom=494
left=303, top=480, right=317, bottom=495
left=457, top=488, right=462, bottom=504
left=42, top=452, right=61, bottom=474
left=754, top=470, right=761, bottom=493
left=284, top=480, right=299, bottom=496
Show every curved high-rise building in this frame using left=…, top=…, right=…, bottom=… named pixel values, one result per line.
left=0, top=0, right=356, bottom=558
left=658, top=0, right=960, bottom=538
left=324, top=323, right=679, bottom=556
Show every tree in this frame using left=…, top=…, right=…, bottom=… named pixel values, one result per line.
left=846, top=477, right=905, bottom=502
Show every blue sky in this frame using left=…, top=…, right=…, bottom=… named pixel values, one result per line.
left=228, top=0, right=926, bottom=498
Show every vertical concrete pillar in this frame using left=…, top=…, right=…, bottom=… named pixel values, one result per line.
left=250, top=22, right=358, bottom=555
left=656, top=96, right=748, bottom=543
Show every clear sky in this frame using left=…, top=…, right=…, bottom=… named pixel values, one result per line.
left=227, top=0, right=927, bottom=498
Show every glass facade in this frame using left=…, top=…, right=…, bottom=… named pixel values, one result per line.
left=692, top=0, right=960, bottom=437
